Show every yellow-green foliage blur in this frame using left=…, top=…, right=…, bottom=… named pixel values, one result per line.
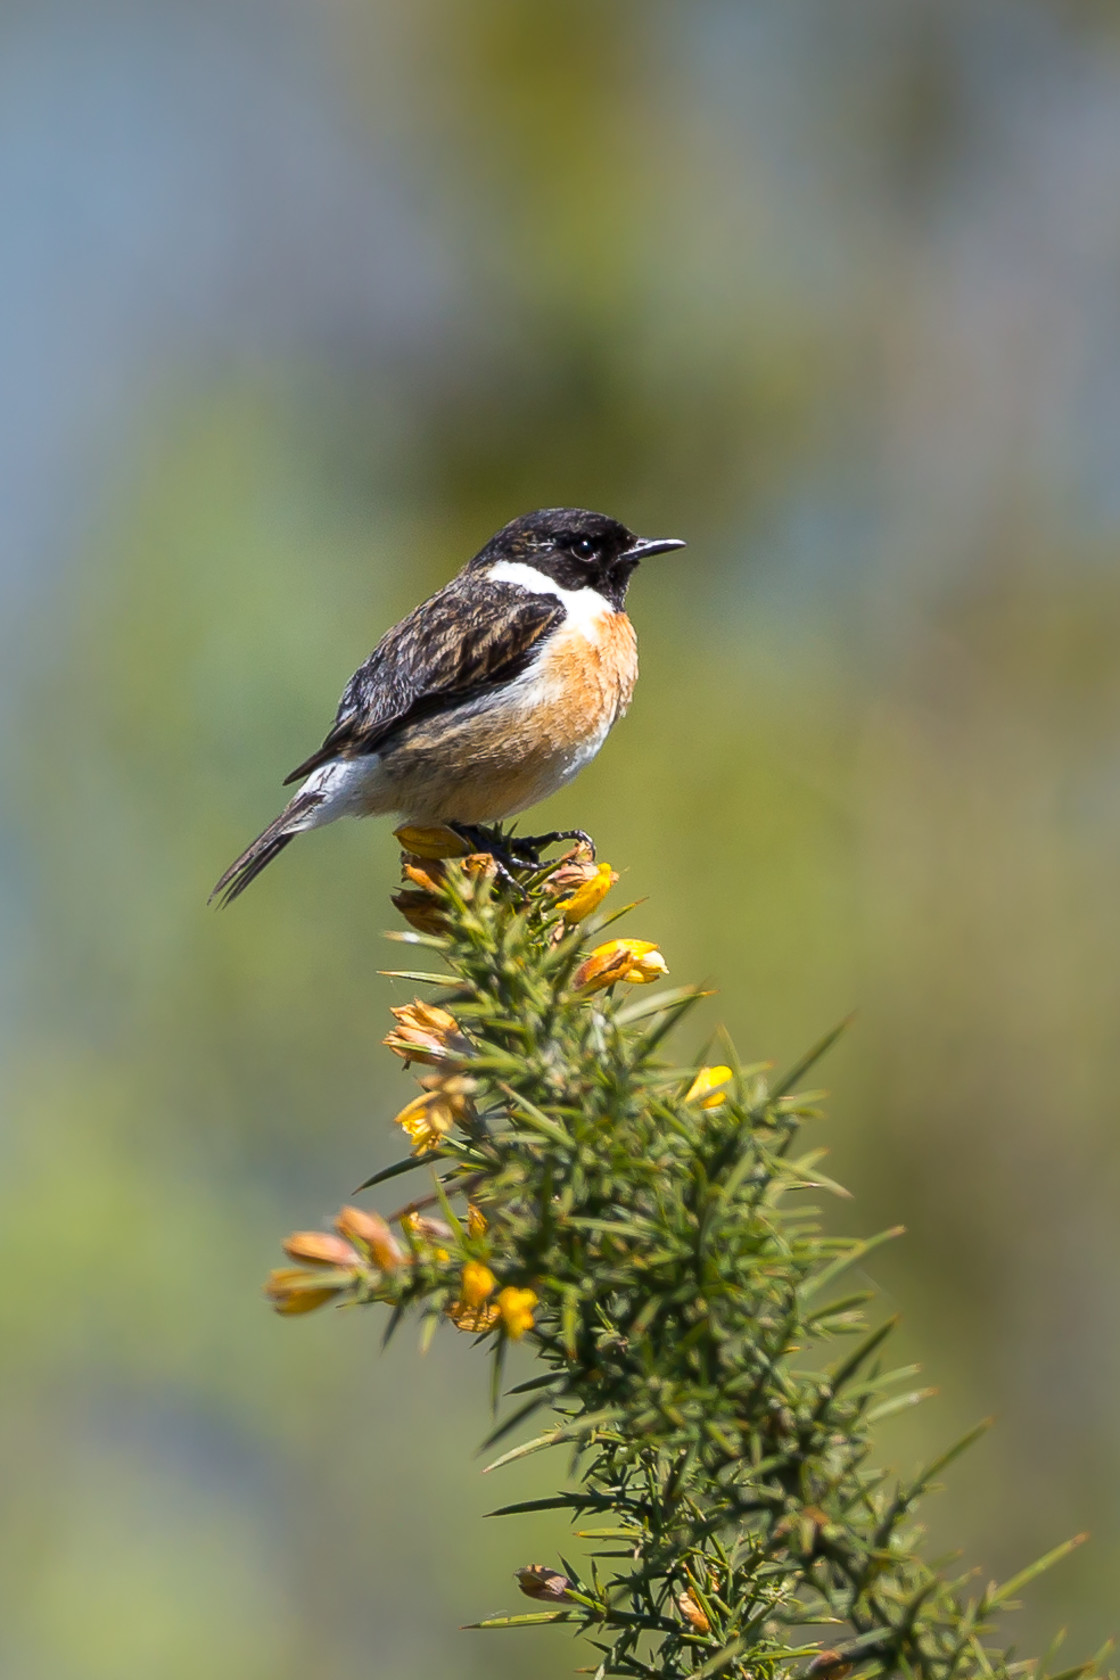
left=3, top=4, right=1120, bottom=1677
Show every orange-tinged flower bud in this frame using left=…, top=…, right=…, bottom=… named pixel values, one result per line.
left=571, top=941, right=633, bottom=992
left=335, top=1205, right=405, bottom=1271
left=466, top=1203, right=487, bottom=1238
left=808, top=1652, right=853, bottom=1678
left=393, top=824, right=469, bottom=859
left=390, top=889, right=447, bottom=935
left=516, top=1564, right=573, bottom=1602
left=264, top=1267, right=346, bottom=1316
left=460, top=1261, right=497, bottom=1307
left=572, top=938, right=667, bottom=994
left=676, top=1589, right=711, bottom=1634
left=497, top=1285, right=538, bottom=1340
left=401, top=859, right=446, bottom=894
left=281, top=1230, right=360, bottom=1269
left=446, top=1298, right=501, bottom=1333
left=684, top=1065, right=733, bottom=1109
left=384, top=999, right=470, bottom=1067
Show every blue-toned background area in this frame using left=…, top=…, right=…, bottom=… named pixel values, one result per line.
left=3, top=4, right=1120, bottom=1674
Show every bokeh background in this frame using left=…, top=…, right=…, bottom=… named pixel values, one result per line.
left=3, top=2, right=1120, bottom=1674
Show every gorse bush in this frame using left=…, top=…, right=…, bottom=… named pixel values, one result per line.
left=268, top=833, right=1100, bottom=1680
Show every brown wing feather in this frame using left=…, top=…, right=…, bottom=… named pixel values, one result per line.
left=283, top=576, right=563, bottom=785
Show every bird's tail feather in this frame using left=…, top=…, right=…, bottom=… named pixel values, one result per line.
left=209, top=794, right=321, bottom=906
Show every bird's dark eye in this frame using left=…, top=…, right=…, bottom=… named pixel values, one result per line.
left=572, top=537, right=597, bottom=561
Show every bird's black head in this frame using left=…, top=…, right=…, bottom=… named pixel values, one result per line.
left=470, top=507, right=685, bottom=611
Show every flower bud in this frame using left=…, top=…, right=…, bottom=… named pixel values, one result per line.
left=264, top=1267, right=347, bottom=1316
left=335, top=1205, right=405, bottom=1271
left=402, top=859, right=446, bottom=894
left=390, top=889, right=447, bottom=935
left=572, top=938, right=668, bottom=994
left=466, top=1203, right=488, bottom=1238
left=383, top=999, right=470, bottom=1067
left=393, top=824, right=469, bottom=859
left=807, top=1653, right=853, bottom=1679
left=516, top=1564, right=573, bottom=1602
left=281, top=1231, right=360, bottom=1269
left=497, top=1285, right=538, bottom=1340
left=459, top=1261, right=496, bottom=1307
left=684, top=1066, right=733, bottom=1109
left=676, top=1589, right=711, bottom=1634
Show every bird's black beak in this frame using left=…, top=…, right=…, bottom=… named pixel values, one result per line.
left=621, top=535, right=687, bottom=562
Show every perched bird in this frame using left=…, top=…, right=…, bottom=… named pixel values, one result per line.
left=211, top=507, right=685, bottom=903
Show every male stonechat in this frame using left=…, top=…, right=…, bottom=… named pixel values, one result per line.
left=211, top=507, right=685, bottom=903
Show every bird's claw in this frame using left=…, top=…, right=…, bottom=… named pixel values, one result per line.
left=447, top=824, right=595, bottom=888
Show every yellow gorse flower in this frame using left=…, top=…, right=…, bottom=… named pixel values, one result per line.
left=548, top=857, right=619, bottom=923
left=459, top=1261, right=496, bottom=1307
left=497, top=1285, right=538, bottom=1340
left=466, top=1203, right=488, bottom=1237
left=572, top=938, right=668, bottom=994
left=684, top=1065, right=733, bottom=1109
left=393, top=1074, right=475, bottom=1154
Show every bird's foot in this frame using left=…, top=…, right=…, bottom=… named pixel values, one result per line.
left=447, top=823, right=529, bottom=896
left=447, top=824, right=595, bottom=891
left=508, top=828, right=596, bottom=864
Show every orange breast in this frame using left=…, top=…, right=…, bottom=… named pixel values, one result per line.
left=368, top=606, right=639, bottom=824
left=534, top=608, right=638, bottom=739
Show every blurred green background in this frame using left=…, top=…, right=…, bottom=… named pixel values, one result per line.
left=3, top=2, right=1120, bottom=1674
